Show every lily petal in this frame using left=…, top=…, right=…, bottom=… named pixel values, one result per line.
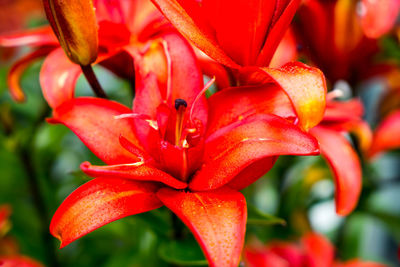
left=157, top=187, right=247, bottom=267
left=0, top=256, right=44, bottom=267
left=150, top=0, right=239, bottom=68
left=368, top=110, right=400, bottom=158
left=334, top=259, right=388, bottom=267
left=40, top=48, right=81, bottom=108
left=80, top=161, right=187, bottom=189
left=50, top=178, right=162, bottom=248
left=190, top=114, right=319, bottom=191
left=48, top=97, right=142, bottom=164
left=301, top=232, right=335, bottom=267
left=256, top=0, right=301, bottom=66
left=323, top=99, right=364, bottom=122
left=206, top=84, right=296, bottom=135
left=209, top=0, right=276, bottom=66
left=8, top=47, right=54, bottom=102
left=310, top=126, right=361, bottom=215
left=359, top=0, right=400, bottom=38
left=240, top=62, right=327, bottom=130
left=0, top=26, right=58, bottom=47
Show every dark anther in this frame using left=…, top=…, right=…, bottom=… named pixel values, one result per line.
left=175, top=99, right=187, bottom=110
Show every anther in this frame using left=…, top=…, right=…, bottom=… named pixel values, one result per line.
left=175, top=99, right=187, bottom=110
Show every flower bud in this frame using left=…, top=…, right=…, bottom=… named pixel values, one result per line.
left=43, top=0, right=98, bottom=65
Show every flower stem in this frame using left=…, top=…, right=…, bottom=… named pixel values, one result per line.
left=80, top=64, right=108, bottom=98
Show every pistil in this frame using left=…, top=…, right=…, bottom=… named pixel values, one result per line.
left=174, top=99, right=187, bottom=146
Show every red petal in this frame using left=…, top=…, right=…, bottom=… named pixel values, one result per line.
left=368, top=110, right=400, bottom=158
left=323, top=99, right=364, bottom=122
left=301, top=232, right=335, bottom=267
left=209, top=0, right=276, bottom=66
left=8, top=47, right=54, bottom=102
left=150, top=0, right=239, bottom=68
left=256, top=0, right=301, bottom=66
left=80, top=161, right=187, bottom=189
left=227, top=156, right=278, bottom=191
left=334, top=259, right=388, bottom=267
left=157, top=187, right=247, bottom=267
left=245, top=249, right=289, bottom=267
left=40, top=48, right=81, bottom=108
left=48, top=97, right=142, bottom=164
left=240, top=62, right=327, bottom=130
left=206, top=84, right=296, bottom=136
left=197, top=52, right=232, bottom=90
left=310, top=126, right=361, bottom=215
left=359, top=0, right=400, bottom=38
left=269, top=28, right=298, bottom=68
left=190, top=114, right=319, bottom=191
left=0, top=256, right=43, bottom=267
left=0, top=26, right=58, bottom=47
left=50, top=178, right=162, bottom=248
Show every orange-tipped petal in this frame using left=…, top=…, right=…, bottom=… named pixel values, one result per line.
left=359, top=0, right=400, bottom=38
left=0, top=26, right=58, bottom=47
left=190, top=114, right=319, bottom=191
left=157, top=187, right=247, bottom=267
left=48, top=97, right=142, bottom=164
left=150, top=0, right=239, bottom=68
left=369, top=110, right=400, bottom=158
left=8, top=46, right=54, bottom=102
left=301, top=232, right=335, bottom=267
left=43, top=0, right=98, bottom=65
left=50, top=178, right=162, bottom=248
left=334, top=259, right=388, bottom=267
left=241, top=62, right=327, bottom=130
left=310, top=126, right=361, bottom=215
left=80, top=161, right=187, bottom=189
left=40, top=48, right=81, bottom=108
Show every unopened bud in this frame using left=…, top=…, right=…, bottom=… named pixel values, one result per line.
left=43, top=0, right=98, bottom=65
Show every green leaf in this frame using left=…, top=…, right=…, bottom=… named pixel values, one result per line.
left=159, top=237, right=207, bottom=266
left=247, top=204, right=286, bottom=226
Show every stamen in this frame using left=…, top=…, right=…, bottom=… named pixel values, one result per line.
left=189, top=76, right=216, bottom=122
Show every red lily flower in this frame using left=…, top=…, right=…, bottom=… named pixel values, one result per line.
left=47, top=28, right=321, bottom=266
left=245, top=232, right=388, bottom=267
left=294, top=0, right=398, bottom=84
left=150, top=0, right=301, bottom=68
